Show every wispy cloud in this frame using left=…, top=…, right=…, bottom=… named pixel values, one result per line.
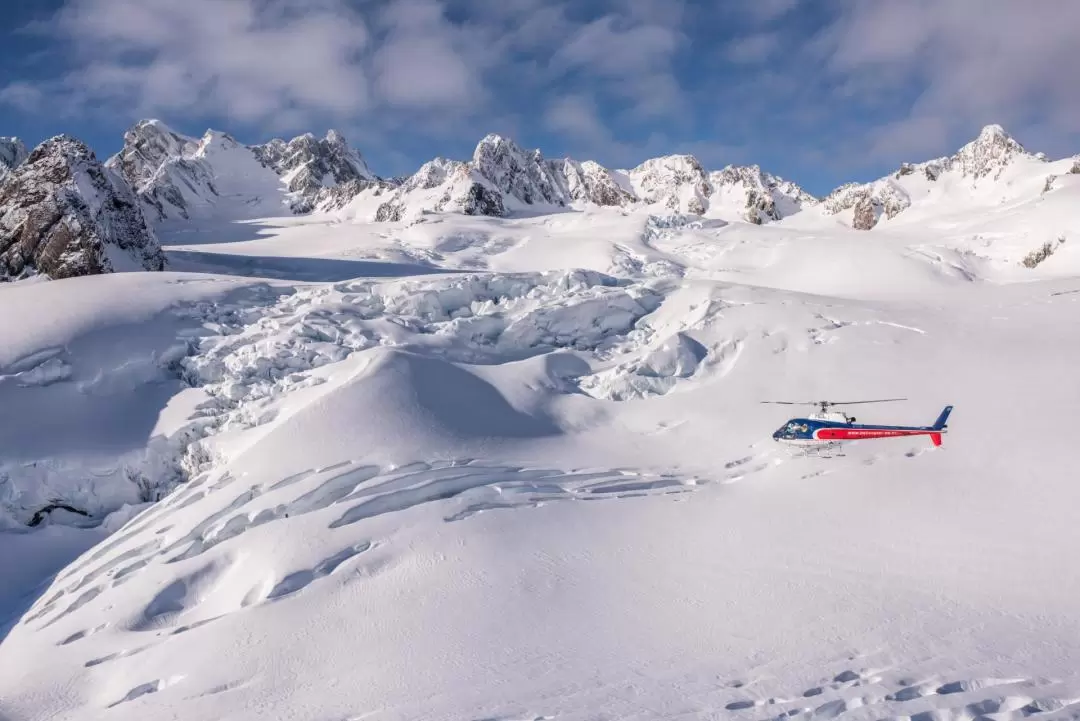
left=816, top=0, right=1080, bottom=158
left=37, top=0, right=372, bottom=126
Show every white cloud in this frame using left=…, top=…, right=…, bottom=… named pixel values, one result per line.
left=35, top=0, right=372, bottom=125
left=550, top=8, right=687, bottom=120
left=818, top=0, right=1080, bottom=156
left=372, top=0, right=480, bottom=110
left=725, top=32, right=780, bottom=64
left=739, top=0, right=799, bottom=24
left=544, top=95, right=608, bottom=142
left=0, top=82, right=44, bottom=113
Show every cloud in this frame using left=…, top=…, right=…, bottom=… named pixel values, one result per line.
left=725, top=32, right=780, bottom=64
left=544, top=94, right=608, bottom=142
left=550, top=7, right=687, bottom=119
left=817, top=0, right=1080, bottom=156
left=739, top=0, right=799, bottom=24
left=4, top=0, right=372, bottom=127
left=372, top=0, right=480, bottom=110
left=0, top=82, right=44, bottom=113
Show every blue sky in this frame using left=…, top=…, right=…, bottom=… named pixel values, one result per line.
left=3, top=0, right=1079, bottom=196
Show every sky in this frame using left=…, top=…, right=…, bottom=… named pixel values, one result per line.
left=2, top=0, right=1079, bottom=196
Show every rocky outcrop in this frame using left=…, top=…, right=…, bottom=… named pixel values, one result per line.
left=1, top=137, right=28, bottom=181
left=851, top=197, right=881, bottom=230
left=472, top=134, right=568, bottom=207
left=953, top=124, right=1033, bottom=180
left=822, top=180, right=910, bottom=228
left=108, top=120, right=392, bottom=222
left=106, top=120, right=200, bottom=188
left=1070, top=157, right=1080, bottom=175
left=627, top=155, right=712, bottom=213
left=376, top=137, right=818, bottom=223
left=556, top=159, right=635, bottom=207
left=0, top=136, right=165, bottom=280
left=252, top=130, right=391, bottom=212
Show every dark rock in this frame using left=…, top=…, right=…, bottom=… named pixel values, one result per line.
left=0, top=135, right=164, bottom=280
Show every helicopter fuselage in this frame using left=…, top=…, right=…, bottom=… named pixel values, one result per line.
left=773, top=406, right=952, bottom=447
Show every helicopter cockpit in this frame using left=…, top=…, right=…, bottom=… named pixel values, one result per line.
left=773, top=420, right=810, bottom=440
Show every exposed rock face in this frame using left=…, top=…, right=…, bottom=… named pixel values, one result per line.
left=627, top=155, right=712, bottom=213
left=851, top=197, right=882, bottom=230
left=822, top=180, right=911, bottom=227
left=252, top=130, right=388, bottom=212
left=953, top=124, right=1031, bottom=180
left=556, top=159, right=636, bottom=207
left=107, top=120, right=390, bottom=222
left=377, top=136, right=819, bottom=223
left=0, top=136, right=165, bottom=280
left=106, top=119, right=200, bottom=188
left=1070, top=157, right=1080, bottom=175
left=472, top=134, right=568, bottom=207
left=0, top=137, right=28, bottom=181
left=743, top=189, right=777, bottom=225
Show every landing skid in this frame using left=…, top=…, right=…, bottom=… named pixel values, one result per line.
left=782, top=442, right=846, bottom=458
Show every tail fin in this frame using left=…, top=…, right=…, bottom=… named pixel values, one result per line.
left=932, top=405, right=953, bottom=430
left=930, top=433, right=942, bottom=447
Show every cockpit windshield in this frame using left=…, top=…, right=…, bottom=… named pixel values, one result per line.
left=773, top=420, right=808, bottom=440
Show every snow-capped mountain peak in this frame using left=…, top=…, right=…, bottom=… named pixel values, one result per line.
left=952, top=123, right=1035, bottom=180
left=0, top=134, right=164, bottom=279
left=0, top=137, right=29, bottom=181
left=105, top=119, right=200, bottom=189
left=471, top=134, right=568, bottom=208
left=818, top=124, right=1058, bottom=230
left=369, top=136, right=817, bottom=224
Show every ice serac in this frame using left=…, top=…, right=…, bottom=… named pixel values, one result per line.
left=821, top=124, right=1045, bottom=230
left=0, top=135, right=165, bottom=280
left=1, top=137, right=29, bottom=181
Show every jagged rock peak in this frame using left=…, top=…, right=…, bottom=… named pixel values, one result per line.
left=953, top=123, right=1034, bottom=180
left=106, top=119, right=200, bottom=187
left=1, top=137, right=29, bottom=180
left=472, top=134, right=567, bottom=207
left=0, top=135, right=165, bottom=280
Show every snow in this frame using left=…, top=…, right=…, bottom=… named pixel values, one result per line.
left=3, top=127, right=1080, bottom=721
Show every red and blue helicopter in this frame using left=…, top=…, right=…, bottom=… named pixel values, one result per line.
left=765, top=398, right=953, bottom=451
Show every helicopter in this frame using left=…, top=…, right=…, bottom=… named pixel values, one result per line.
left=764, top=398, right=953, bottom=452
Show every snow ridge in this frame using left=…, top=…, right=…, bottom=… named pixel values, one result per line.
left=106, top=121, right=388, bottom=223
left=820, top=124, right=1048, bottom=229
left=374, top=137, right=817, bottom=223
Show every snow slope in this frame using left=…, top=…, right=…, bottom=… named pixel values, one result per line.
left=3, top=127, right=1080, bottom=721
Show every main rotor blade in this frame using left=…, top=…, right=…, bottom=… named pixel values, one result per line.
left=827, top=398, right=908, bottom=405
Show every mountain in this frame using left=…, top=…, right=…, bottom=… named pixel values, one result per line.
left=0, top=137, right=28, bottom=181
left=370, top=134, right=816, bottom=224
left=0, top=135, right=164, bottom=280
left=819, top=125, right=1057, bottom=230
left=106, top=121, right=387, bottom=223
